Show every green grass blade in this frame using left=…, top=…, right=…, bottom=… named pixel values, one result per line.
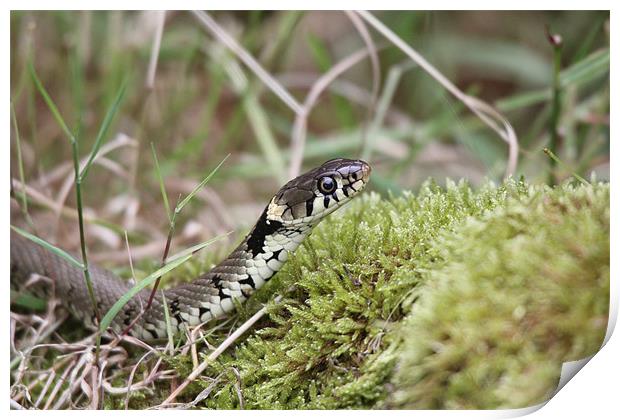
left=306, top=33, right=332, bottom=71
left=559, top=48, right=609, bottom=87
left=11, top=290, right=47, bottom=311
left=99, top=254, right=193, bottom=334
left=151, top=142, right=172, bottom=222
left=11, top=102, right=29, bottom=214
left=214, top=50, right=287, bottom=184
left=175, top=153, right=230, bottom=213
left=28, top=61, right=75, bottom=143
left=80, top=80, right=127, bottom=179
left=11, top=225, right=84, bottom=269
left=496, top=90, right=550, bottom=112
left=160, top=291, right=175, bottom=353
left=242, top=92, right=288, bottom=184
left=164, top=232, right=233, bottom=263
left=543, top=148, right=590, bottom=185
left=497, top=48, right=609, bottom=111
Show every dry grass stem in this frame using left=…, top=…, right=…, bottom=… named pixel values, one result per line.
left=160, top=295, right=282, bottom=406
left=277, top=73, right=413, bottom=125
left=344, top=11, right=381, bottom=140
left=146, top=11, right=166, bottom=90
left=290, top=47, right=375, bottom=178
left=191, top=10, right=303, bottom=115
left=356, top=11, right=519, bottom=177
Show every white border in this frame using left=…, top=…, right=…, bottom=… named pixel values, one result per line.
left=3, top=4, right=616, bottom=417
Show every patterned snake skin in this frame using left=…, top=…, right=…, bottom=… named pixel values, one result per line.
left=11, top=159, right=371, bottom=341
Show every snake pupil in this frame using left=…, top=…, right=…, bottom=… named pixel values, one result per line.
left=318, top=176, right=336, bottom=194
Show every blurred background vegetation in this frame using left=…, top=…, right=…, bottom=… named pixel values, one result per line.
left=10, top=11, right=609, bottom=257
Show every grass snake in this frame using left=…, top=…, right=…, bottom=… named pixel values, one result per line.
left=11, top=158, right=371, bottom=341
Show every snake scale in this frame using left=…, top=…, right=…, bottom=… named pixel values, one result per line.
left=11, top=158, right=371, bottom=341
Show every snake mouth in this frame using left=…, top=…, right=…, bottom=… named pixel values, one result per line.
left=360, top=161, right=371, bottom=184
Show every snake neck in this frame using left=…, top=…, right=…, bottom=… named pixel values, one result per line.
left=155, top=208, right=316, bottom=333
left=226, top=207, right=315, bottom=288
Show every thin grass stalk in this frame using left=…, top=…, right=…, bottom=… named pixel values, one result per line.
left=28, top=63, right=129, bottom=365
left=543, top=148, right=589, bottom=185
left=344, top=11, right=381, bottom=146
left=111, top=152, right=229, bottom=338
left=361, top=61, right=417, bottom=161
left=146, top=11, right=166, bottom=90
left=290, top=47, right=375, bottom=178
left=161, top=291, right=175, bottom=354
left=70, top=139, right=101, bottom=326
left=546, top=27, right=564, bottom=184
left=10, top=102, right=35, bottom=230
left=145, top=198, right=178, bottom=308
left=191, top=10, right=303, bottom=115
left=31, top=64, right=126, bottom=364
left=144, top=151, right=229, bottom=309
left=70, top=138, right=104, bottom=367
left=160, top=295, right=283, bottom=406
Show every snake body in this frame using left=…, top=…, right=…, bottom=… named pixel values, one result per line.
left=11, top=159, right=371, bottom=341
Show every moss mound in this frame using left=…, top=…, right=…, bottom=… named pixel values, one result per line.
left=185, top=179, right=609, bottom=409
left=392, top=180, right=609, bottom=409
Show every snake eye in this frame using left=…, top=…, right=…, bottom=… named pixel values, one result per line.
left=318, top=176, right=336, bottom=194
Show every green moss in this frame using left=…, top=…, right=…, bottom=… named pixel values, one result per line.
left=26, top=179, right=605, bottom=409
left=391, top=180, right=609, bottom=409
left=174, top=179, right=608, bottom=409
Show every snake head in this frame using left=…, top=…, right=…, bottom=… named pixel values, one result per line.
left=267, top=158, right=371, bottom=226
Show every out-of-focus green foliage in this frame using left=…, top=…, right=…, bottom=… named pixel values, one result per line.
left=10, top=11, right=610, bottom=202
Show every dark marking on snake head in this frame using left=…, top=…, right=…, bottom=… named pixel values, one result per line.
left=275, top=183, right=315, bottom=208
left=199, top=306, right=211, bottom=318
left=324, top=196, right=330, bottom=209
left=305, top=198, right=314, bottom=217
left=246, top=209, right=283, bottom=257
